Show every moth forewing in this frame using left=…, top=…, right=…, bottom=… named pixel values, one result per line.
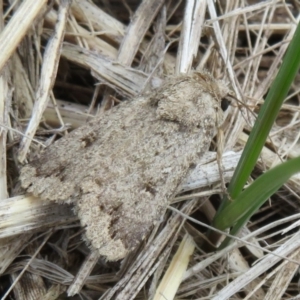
left=20, top=72, right=232, bottom=261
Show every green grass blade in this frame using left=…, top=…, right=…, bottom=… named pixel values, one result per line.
left=214, top=156, right=300, bottom=231
left=223, top=22, right=300, bottom=205
left=211, top=22, right=300, bottom=236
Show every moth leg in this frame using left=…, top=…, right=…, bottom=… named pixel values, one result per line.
left=216, top=127, right=227, bottom=194
left=215, top=97, right=232, bottom=200
left=216, top=129, right=234, bottom=202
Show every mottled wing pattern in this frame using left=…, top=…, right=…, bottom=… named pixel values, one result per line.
left=20, top=72, right=229, bottom=261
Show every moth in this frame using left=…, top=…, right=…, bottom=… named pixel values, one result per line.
left=20, top=72, right=231, bottom=261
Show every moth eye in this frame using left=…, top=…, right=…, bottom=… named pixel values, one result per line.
left=221, top=98, right=231, bottom=111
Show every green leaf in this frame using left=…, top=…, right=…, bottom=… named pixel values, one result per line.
left=214, top=156, right=300, bottom=231
left=204, top=22, right=300, bottom=252
left=220, top=22, right=300, bottom=209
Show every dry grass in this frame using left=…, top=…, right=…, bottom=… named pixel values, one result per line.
left=0, top=0, right=300, bottom=299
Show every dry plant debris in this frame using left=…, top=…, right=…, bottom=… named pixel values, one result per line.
left=0, top=0, right=300, bottom=299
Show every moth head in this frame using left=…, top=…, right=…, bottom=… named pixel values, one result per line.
left=155, top=72, right=232, bottom=129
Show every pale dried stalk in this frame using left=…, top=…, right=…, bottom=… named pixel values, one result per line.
left=233, top=39, right=292, bottom=71
left=239, top=23, right=297, bottom=31
left=67, top=251, right=100, bottom=296
left=44, top=285, right=67, bottom=300
left=45, top=99, right=95, bottom=129
left=243, top=249, right=300, bottom=299
left=238, top=227, right=264, bottom=259
left=2, top=231, right=52, bottom=300
left=263, top=249, right=300, bottom=300
left=0, top=3, right=9, bottom=201
left=183, top=212, right=300, bottom=283
left=245, top=4, right=274, bottom=97
left=228, top=248, right=266, bottom=299
left=45, top=9, right=119, bottom=59
left=18, top=0, right=70, bottom=162
left=153, top=234, right=195, bottom=300
left=118, top=0, right=164, bottom=66
left=176, top=0, right=206, bottom=74
left=221, top=1, right=240, bottom=70
left=70, top=0, right=175, bottom=72
left=138, top=6, right=166, bottom=75
left=0, top=194, right=76, bottom=276
left=0, top=235, right=32, bottom=274
left=8, top=257, right=75, bottom=284
left=10, top=270, right=46, bottom=300
left=0, top=0, right=47, bottom=73
left=207, top=0, right=281, bottom=23
left=0, top=3, right=20, bottom=280
left=11, top=53, right=35, bottom=119
left=207, top=0, right=240, bottom=96
left=0, top=195, right=76, bottom=240
left=212, top=231, right=300, bottom=299
left=0, top=72, right=9, bottom=201
left=71, top=0, right=126, bottom=42
left=11, top=242, right=47, bottom=300
left=253, top=14, right=300, bottom=100
left=62, top=43, right=162, bottom=96
left=179, top=150, right=241, bottom=193
left=71, top=0, right=173, bottom=75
